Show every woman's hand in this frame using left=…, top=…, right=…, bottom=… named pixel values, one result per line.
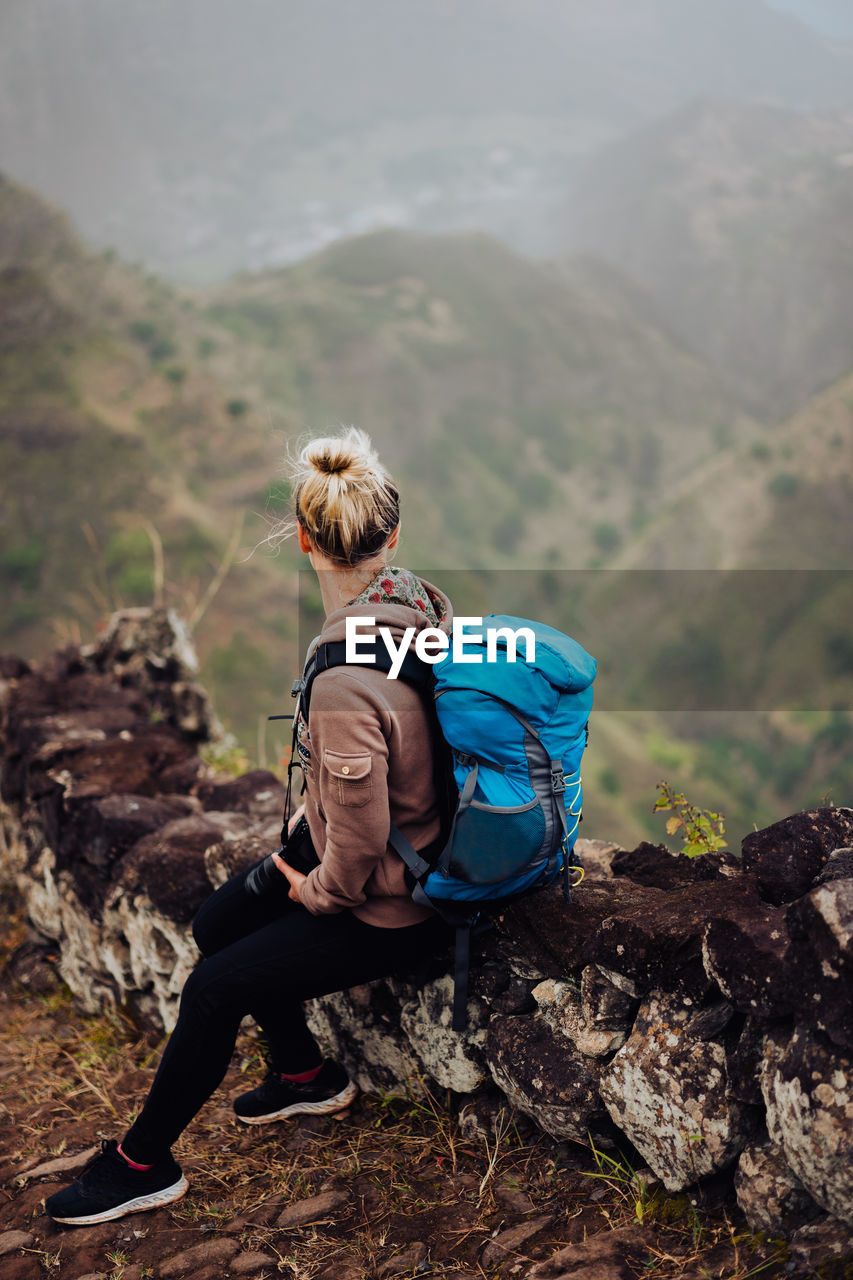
left=287, top=804, right=306, bottom=834
left=271, top=851, right=306, bottom=903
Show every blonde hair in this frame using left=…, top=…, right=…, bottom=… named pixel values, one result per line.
left=274, top=427, right=400, bottom=566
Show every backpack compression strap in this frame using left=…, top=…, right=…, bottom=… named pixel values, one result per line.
left=388, top=821, right=475, bottom=1032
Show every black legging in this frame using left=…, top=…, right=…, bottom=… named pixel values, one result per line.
left=122, top=845, right=451, bottom=1163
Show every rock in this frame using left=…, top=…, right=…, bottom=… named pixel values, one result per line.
left=610, top=842, right=738, bottom=889
left=786, top=878, right=853, bottom=1050
left=159, top=1237, right=241, bottom=1277
left=488, top=972, right=539, bottom=1016
left=158, top=753, right=208, bottom=794
left=93, top=813, right=252, bottom=1030
left=591, top=877, right=763, bottom=998
left=205, top=831, right=279, bottom=888
left=761, top=1025, right=853, bottom=1227
left=787, top=1215, right=853, bottom=1275
left=702, top=899, right=794, bottom=1017
left=0, top=654, right=30, bottom=679
left=533, top=978, right=628, bottom=1057
left=4, top=939, right=60, bottom=994
left=486, top=1013, right=611, bottom=1145
left=726, top=1016, right=773, bottom=1107
left=396, top=972, right=489, bottom=1091
left=39, top=726, right=196, bottom=807
left=734, top=1138, right=822, bottom=1234
left=116, top=812, right=251, bottom=924
left=19, top=705, right=140, bottom=756
left=496, top=1182, right=538, bottom=1214
left=88, top=607, right=220, bottom=740
left=499, top=879, right=643, bottom=976
left=815, top=846, right=853, bottom=886
left=197, top=770, right=286, bottom=819
left=599, top=991, right=751, bottom=1190
left=306, top=977, right=471, bottom=1096
left=580, top=964, right=639, bottom=1032
left=0, top=1232, right=34, bottom=1257
left=19, top=853, right=122, bottom=1015
left=101, top=874, right=200, bottom=1032
left=15, top=1145, right=99, bottom=1182
left=229, top=1252, right=278, bottom=1274
left=67, top=793, right=194, bottom=874
left=457, top=1093, right=511, bottom=1141
left=481, top=1214, right=554, bottom=1266
left=741, top=807, right=853, bottom=905
left=683, top=999, right=735, bottom=1041
left=573, top=837, right=624, bottom=879
left=276, top=1188, right=350, bottom=1228
left=377, top=1241, right=428, bottom=1276
left=526, top=1224, right=652, bottom=1279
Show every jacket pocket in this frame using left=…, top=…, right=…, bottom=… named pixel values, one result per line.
left=322, top=749, right=373, bottom=807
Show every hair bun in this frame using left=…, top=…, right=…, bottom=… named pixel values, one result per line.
left=308, top=439, right=365, bottom=480
left=284, top=426, right=400, bottom=566
left=315, top=450, right=351, bottom=476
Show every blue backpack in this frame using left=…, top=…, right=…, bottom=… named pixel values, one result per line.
left=387, top=615, right=595, bottom=1027
left=287, top=614, right=596, bottom=1030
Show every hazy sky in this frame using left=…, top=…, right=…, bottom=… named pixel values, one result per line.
left=2, top=0, right=853, bottom=279
left=765, top=0, right=853, bottom=38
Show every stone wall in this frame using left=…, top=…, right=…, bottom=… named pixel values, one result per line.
left=1, top=609, right=852, bottom=1261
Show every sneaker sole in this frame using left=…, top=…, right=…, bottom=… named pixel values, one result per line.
left=49, top=1174, right=189, bottom=1226
left=235, top=1080, right=359, bottom=1124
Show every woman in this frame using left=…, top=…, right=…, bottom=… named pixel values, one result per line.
left=47, top=428, right=453, bottom=1226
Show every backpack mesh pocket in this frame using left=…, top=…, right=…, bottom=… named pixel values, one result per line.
left=446, top=800, right=547, bottom=884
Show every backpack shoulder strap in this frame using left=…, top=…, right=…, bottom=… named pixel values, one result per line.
left=294, top=638, right=432, bottom=725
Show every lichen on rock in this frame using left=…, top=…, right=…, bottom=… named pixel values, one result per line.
left=599, top=991, right=751, bottom=1190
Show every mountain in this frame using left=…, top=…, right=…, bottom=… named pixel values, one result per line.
left=2, top=1, right=853, bottom=279
left=207, top=228, right=744, bottom=568
left=2, top=176, right=850, bottom=847
left=0, top=175, right=748, bottom=736
left=563, top=99, right=853, bottom=420
left=572, top=370, right=853, bottom=841
left=0, top=174, right=302, bottom=737
left=609, top=368, right=853, bottom=572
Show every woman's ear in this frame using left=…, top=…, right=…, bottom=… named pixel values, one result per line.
left=387, top=523, right=401, bottom=552
left=297, top=522, right=313, bottom=554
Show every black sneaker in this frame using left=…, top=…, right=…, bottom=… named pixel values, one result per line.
left=45, top=1140, right=188, bottom=1226
left=233, top=1060, right=358, bottom=1124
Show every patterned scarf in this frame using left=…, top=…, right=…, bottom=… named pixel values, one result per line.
left=346, top=565, right=446, bottom=627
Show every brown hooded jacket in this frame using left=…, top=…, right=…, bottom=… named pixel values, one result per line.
left=297, top=578, right=453, bottom=928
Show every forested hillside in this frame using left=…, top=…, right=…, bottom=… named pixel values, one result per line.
left=564, top=101, right=853, bottom=418
left=1, top=173, right=850, bottom=846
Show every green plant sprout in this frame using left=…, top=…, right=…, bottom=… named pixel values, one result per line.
left=654, top=782, right=727, bottom=859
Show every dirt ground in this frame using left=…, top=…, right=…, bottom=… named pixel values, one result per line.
left=0, top=891, right=795, bottom=1280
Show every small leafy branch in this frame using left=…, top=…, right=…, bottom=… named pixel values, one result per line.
left=654, top=782, right=726, bottom=859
